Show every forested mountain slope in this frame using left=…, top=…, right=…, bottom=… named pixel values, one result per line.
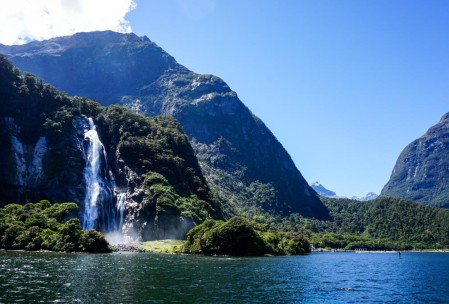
left=0, top=31, right=328, bottom=219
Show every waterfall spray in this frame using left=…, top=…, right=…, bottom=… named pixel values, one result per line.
left=116, top=193, right=127, bottom=231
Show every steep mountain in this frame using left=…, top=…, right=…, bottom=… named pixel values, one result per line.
left=351, top=192, right=378, bottom=202
left=382, top=113, right=449, bottom=208
left=310, top=182, right=336, bottom=197
left=0, top=55, right=220, bottom=240
left=0, top=31, right=328, bottom=219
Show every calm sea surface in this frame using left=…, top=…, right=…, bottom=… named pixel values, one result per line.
left=1, top=250, right=448, bottom=303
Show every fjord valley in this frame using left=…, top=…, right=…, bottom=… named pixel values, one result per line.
left=3, top=0, right=449, bottom=302
left=1, top=31, right=449, bottom=304
left=1, top=31, right=449, bottom=255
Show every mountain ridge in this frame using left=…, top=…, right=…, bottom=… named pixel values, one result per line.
left=0, top=31, right=329, bottom=219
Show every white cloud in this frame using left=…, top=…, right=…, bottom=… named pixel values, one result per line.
left=0, top=0, right=137, bottom=45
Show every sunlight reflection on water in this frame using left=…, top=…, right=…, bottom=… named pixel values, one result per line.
left=0, top=251, right=448, bottom=303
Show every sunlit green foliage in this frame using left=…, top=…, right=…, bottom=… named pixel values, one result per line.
left=229, top=196, right=449, bottom=250
left=262, top=196, right=449, bottom=250
left=320, top=196, right=449, bottom=249
left=0, top=201, right=112, bottom=252
left=183, top=217, right=310, bottom=256
left=309, top=232, right=412, bottom=251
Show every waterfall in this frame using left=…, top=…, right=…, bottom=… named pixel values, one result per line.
left=28, top=137, right=47, bottom=185
left=109, top=169, right=127, bottom=232
left=81, top=117, right=129, bottom=237
left=10, top=136, right=26, bottom=186
left=82, top=118, right=114, bottom=230
left=116, top=193, right=127, bottom=231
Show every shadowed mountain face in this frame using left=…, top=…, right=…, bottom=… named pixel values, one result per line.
left=0, top=32, right=179, bottom=106
left=382, top=113, right=449, bottom=208
left=0, top=31, right=328, bottom=219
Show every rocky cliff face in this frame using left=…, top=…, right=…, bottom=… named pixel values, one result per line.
left=0, top=31, right=328, bottom=219
left=382, top=113, right=449, bottom=208
left=0, top=56, right=219, bottom=240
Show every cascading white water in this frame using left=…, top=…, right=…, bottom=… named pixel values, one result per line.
left=82, top=118, right=128, bottom=233
left=28, top=137, right=47, bottom=184
left=83, top=118, right=113, bottom=230
left=116, top=193, right=127, bottom=231
left=10, top=136, right=26, bottom=186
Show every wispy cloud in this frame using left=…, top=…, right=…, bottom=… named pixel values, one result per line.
left=0, top=0, right=136, bottom=45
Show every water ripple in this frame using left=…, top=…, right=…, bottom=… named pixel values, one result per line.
left=1, top=251, right=449, bottom=303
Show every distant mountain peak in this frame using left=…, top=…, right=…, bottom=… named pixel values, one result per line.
left=310, top=181, right=378, bottom=201
left=351, top=192, right=378, bottom=201
left=310, top=181, right=337, bottom=197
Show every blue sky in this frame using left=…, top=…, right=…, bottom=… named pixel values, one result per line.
left=128, top=0, right=449, bottom=197
left=2, top=0, right=449, bottom=197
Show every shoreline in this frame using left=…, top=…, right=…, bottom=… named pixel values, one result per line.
left=312, top=248, right=449, bottom=253
left=3, top=246, right=449, bottom=255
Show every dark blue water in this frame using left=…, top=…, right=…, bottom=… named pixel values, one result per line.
left=1, top=251, right=448, bottom=303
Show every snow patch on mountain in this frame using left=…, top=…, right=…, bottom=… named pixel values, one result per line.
left=352, top=192, right=379, bottom=201
left=310, top=182, right=337, bottom=197
left=311, top=181, right=378, bottom=201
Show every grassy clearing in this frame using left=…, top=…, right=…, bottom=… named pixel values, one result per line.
left=139, top=239, right=185, bottom=253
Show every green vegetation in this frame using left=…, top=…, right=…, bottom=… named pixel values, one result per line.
left=182, top=217, right=310, bottom=256
left=220, top=196, right=449, bottom=251
left=97, top=106, right=222, bottom=233
left=0, top=201, right=112, bottom=253
left=139, top=239, right=185, bottom=253
left=320, top=196, right=449, bottom=249
left=97, top=106, right=213, bottom=203
left=198, top=165, right=280, bottom=219
left=245, top=196, right=449, bottom=250
left=310, top=233, right=411, bottom=251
